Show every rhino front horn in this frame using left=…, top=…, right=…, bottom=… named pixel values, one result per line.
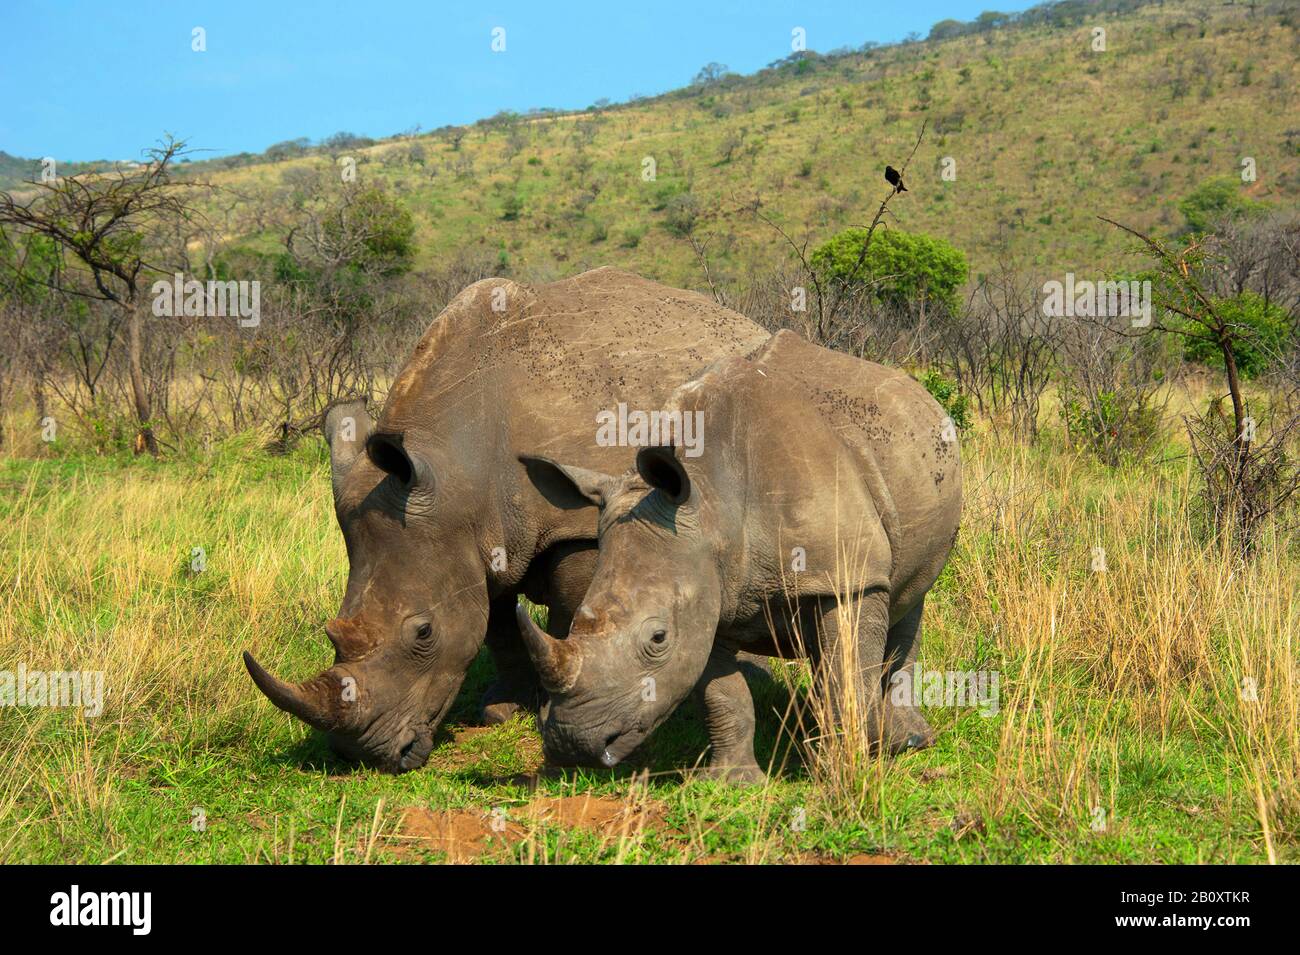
left=243, top=651, right=343, bottom=732
left=515, top=604, right=581, bottom=693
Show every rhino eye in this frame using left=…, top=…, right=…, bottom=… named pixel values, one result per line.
left=416, top=623, right=432, bottom=641
left=651, top=629, right=668, bottom=645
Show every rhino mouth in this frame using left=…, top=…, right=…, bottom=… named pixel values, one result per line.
left=332, top=676, right=462, bottom=773
left=328, top=715, right=438, bottom=773
left=543, top=722, right=644, bottom=769
left=396, top=728, right=435, bottom=771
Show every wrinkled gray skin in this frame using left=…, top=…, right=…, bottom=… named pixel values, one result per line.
left=243, top=268, right=767, bottom=772
left=518, top=330, right=963, bottom=783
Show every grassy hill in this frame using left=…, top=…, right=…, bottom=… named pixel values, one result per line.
left=182, top=0, right=1299, bottom=288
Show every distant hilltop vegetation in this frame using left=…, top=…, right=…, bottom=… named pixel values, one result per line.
left=0, top=151, right=122, bottom=190
left=4, top=0, right=1297, bottom=281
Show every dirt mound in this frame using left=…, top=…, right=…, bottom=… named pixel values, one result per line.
left=394, top=793, right=663, bottom=862
left=395, top=807, right=527, bottom=863
left=523, top=794, right=664, bottom=835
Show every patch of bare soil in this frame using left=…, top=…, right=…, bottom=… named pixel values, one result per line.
left=394, top=807, right=528, bottom=863
left=523, top=794, right=665, bottom=836
left=394, top=793, right=665, bottom=862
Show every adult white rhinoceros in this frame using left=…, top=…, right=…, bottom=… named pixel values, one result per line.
left=244, top=267, right=769, bottom=771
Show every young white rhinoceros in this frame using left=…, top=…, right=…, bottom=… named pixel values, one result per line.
left=516, top=330, right=962, bottom=782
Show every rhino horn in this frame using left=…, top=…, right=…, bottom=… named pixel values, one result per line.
left=515, top=604, right=582, bottom=692
left=243, top=651, right=344, bottom=731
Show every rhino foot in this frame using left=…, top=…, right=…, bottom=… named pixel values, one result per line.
left=700, top=762, right=767, bottom=786
left=479, top=681, right=541, bottom=726
left=481, top=699, right=523, bottom=725
left=884, top=715, right=935, bottom=756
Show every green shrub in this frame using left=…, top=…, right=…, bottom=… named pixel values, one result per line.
left=1060, top=390, right=1164, bottom=466
left=919, top=370, right=971, bottom=433
left=649, top=180, right=687, bottom=211
left=1178, top=176, right=1264, bottom=234
left=1179, top=292, right=1292, bottom=380
left=928, top=19, right=965, bottom=41
left=323, top=187, right=416, bottom=277
left=811, top=228, right=968, bottom=312
left=662, top=193, right=699, bottom=237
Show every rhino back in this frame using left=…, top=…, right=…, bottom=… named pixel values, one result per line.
left=750, top=331, right=962, bottom=614
left=376, top=268, right=769, bottom=571
left=502, top=268, right=768, bottom=463
left=676, top=330, right=961, bottom=626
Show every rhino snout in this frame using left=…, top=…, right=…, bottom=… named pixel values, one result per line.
left=540, top=711, right=645, bottom=769
left=598, top=727, right=646, bottom=767
left=328, top=721, right=436, bottom=773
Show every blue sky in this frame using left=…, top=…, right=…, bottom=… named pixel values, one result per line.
left=1, top=1, right=1041, bottom=162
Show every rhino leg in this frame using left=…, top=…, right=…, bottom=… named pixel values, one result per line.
left=693, top=645, right=766, bottom=785
left=481, top=595, right=543, bottom=725
left=482, top=542, right=596, bottom=725
left=882, top=598, right=934, bottom=753
left=811, top=590, right=892, bottom=754
left=735, top=651, right=774, bottom=684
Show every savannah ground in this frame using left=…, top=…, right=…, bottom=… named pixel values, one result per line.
left=2, top=377, right=1295, bottom=864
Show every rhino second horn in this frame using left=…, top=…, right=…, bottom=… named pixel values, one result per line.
left=243, top=651, right=342, bottom=732
left=515, top=605, right=582, bottom=693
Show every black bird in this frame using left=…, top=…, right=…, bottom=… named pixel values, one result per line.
left=885, top=165, right=907, bottom=193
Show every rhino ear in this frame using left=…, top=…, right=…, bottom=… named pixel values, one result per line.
left=519, top=455, right=615, bottom=509
left=324, top=399, right=372, bottom=497
left=636, top=445, right=691, bottom=506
